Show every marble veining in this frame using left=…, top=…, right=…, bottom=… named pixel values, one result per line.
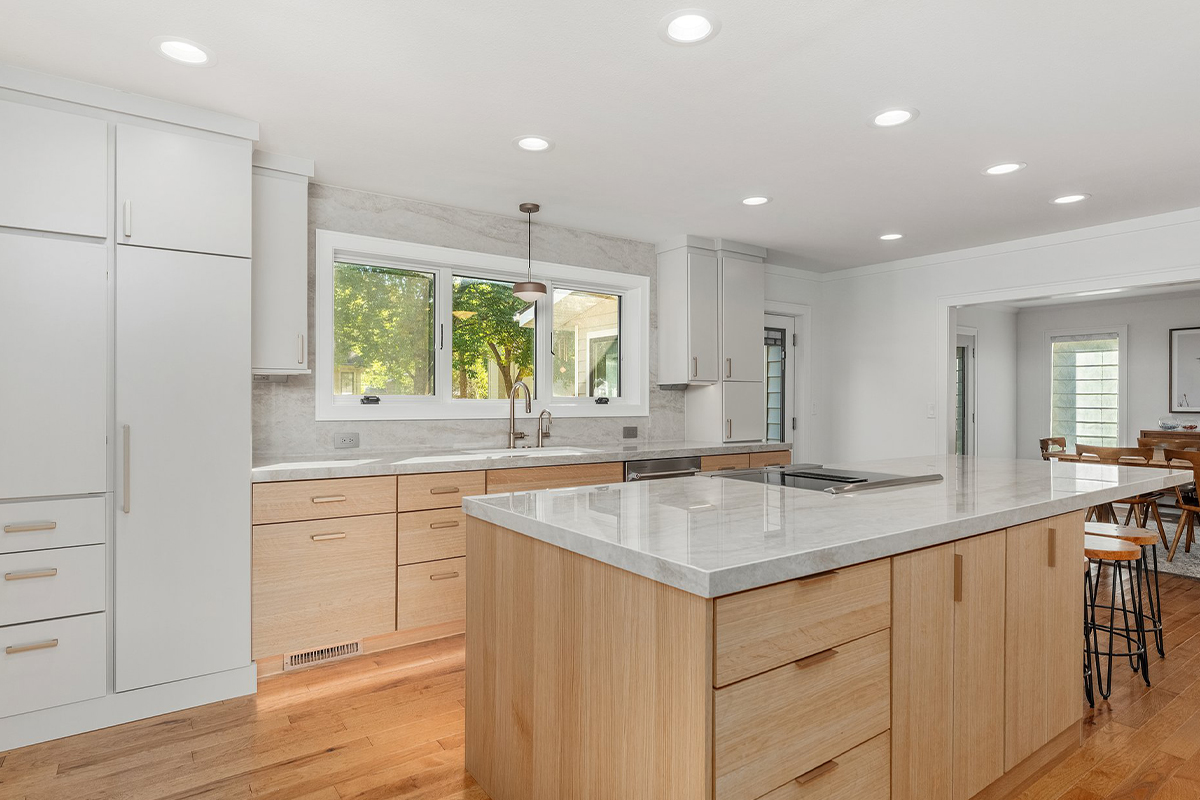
left=463, top=455, right=1194, bottom=598
left=252, top=439, right=789, bottom=482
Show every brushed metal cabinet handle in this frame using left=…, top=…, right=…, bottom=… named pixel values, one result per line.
left=794, top=648, right=838, bottom=669
left=311, top=495, right=347, bottom=504
left=726, top=419, right=732, bottom=439
left=122, top=424, right=131, bottom=514
left=429, top=571, right=460, bottom=581
left=311, top=533, right=346, bottom=542
left=122, top=200, right=132, bottom=237
left=726, top=357, right=732, bottom=378
left=298, top=333, right=305, bottom=364
left=429, top=520, right=460, bottom=530
left=692, top=356, right=698, bottom=378
left=1048, top=528, right=1056, bottom=568
left=953, top=553, right=963, bottom=602
left=3, top=521, right=57, bottom=534
left=4, top=568, right=58, bottom=581
left=795, top=760, right=838, bottom=785
left=430, top=486, right=460, bottom=495
left=5, top=639, right=58, bottom=655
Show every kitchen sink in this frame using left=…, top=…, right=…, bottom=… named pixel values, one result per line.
left=464, top=446, right=600, bottom=458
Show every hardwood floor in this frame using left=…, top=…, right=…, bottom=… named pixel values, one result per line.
left=5, top=571, right=1200, bottom=800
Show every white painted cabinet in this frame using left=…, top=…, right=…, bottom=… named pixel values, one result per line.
left=113, top=245, right=251, bottom=692
left=723, top=381, right=766, bottom=442
left=657, top=250, right=718, bottom=384
left=0, top=100, right=107, bottom=237
left=251, top=155, right=312, bottom=374
left=116, top=124, right=252, bottom=258
left=720, top=256, right=765, bottom=382
left=0, top=233, right=108, bottom=499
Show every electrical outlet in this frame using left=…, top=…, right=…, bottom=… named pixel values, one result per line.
left=623, top=426, right=638, bottom=439
left=334, top=432, right=360, bottom=449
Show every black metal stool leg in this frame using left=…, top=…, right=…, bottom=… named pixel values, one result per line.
left=1083, top=564, right=1096, bottom=708
left=1147, top=544, right=1164, bottom=657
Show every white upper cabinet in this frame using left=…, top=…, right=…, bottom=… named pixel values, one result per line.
left=657, top=249, right=718, bottom=384
left=720, top=256, right=765, bottom=382
left=723, top=380, right=766, bottom=442
left=251, top=154, right=313, bottom=374
left=0, top=233, right=107, bottom=499
left=116, top=124, right=251, bottom=258
left=0, top=101, right=107, bottom=237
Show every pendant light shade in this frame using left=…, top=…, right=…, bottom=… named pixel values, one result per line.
left=514, top=202, right=547, bottom=302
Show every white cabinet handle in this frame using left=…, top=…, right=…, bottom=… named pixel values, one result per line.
left=122, top=200, right=132, bottom=238
left=122, top=424, right=131, bottom=514
left=726, top=357, right=732, bottom=378
left=298, top=333, right=305, bottom=365
left=5, top=568, right=58, bottom=581
left=5, top=639, right=58, bottom=655
left=3, top=521, right=56, bottom=534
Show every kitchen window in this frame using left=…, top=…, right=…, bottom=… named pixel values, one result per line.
left=315, top=230, right=649, bottom=421
left=1047, top=328, right=1127, bottom=450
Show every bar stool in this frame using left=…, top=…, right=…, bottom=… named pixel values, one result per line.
left=1086, top=521, right=1164, bottom=657
left=1084, top=534, right=1149, bottom=701
left=1083, top=558, right=1097, bottom=708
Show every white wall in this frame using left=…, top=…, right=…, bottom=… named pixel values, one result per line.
left=956, top=306, right=1018, bottom=458
left=815, top=206, right=1200, bottom=462
left=1014, top=291, right=1200, bottom=459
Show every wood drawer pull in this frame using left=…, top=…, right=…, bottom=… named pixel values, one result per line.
left=795, top=759, right=838, bottom=785
left=3, top=521, right=57, bottom=533
left=1048, top=528, right=1057, bottom=567
left=311, top=495, right=347, bottom=504
left=429, top=571, right=461, bottom=581
left=429, top=486, right=461, bottom=495
left=717, top=466, right=737, bottom=471
left=794, top=648, right=838, bottom=669
left=311, top=533, right=346, bottom=542
left=799, top=570, right=840, bottom=585
left=953, top=553, right=963, bottom=602
left=429, top=520, right=460, bottom=530
left=5, top=639, right=58, bottom=655
left=4, top=568, right=58, bottom=581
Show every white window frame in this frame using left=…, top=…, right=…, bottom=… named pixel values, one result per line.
left=315, top=229, right=650, bottom=421
left=1043, top=325, right=1129, bottom=448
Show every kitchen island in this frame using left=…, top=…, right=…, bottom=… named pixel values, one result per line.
left=462, top=455, right=1192, bottom=800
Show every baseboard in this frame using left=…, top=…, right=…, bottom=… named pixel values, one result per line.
left=0, top=663, right=257, bottom=752
left=256, top=620, right=466, bottom=680
left=970, top=720, right=1082, bottom=800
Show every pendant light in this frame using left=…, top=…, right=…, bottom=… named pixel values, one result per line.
left=513, top=202, right=547, bottom=302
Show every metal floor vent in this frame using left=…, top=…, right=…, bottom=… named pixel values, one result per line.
left=284, top=640, right=361, bottom=671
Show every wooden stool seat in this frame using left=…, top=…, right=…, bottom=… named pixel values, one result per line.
left=1084, top=534, right=1141, bottom=561
left=1085, top=522, right=1160, bottom=547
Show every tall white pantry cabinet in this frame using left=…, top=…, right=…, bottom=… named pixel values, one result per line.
left=0, top=71, right=258, bottom=750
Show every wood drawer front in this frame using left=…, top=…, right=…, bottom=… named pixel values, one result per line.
left=757, top=731, right=890, bottom=800
left=0, top=496, right=105, bottom=555
left=484, top=462, right=623, bottom=494
left=749, top=450, right=792, bottom=469
left=714, top=630, right=891, bottom=800
left=702, top=453, right=751, bottom=473
left=714, top=559, right=891, bottom=686
left=1, top=612, right=106, bottom=719
left=252, top=514, right=397, bottom=659
left=398, top=508, right=466, bottom=565
left=397, top=471, right=486, bottom=512
left=397, top=557, right=465, bottom=632
left=0, top=545, right=105, bottom=627
left=252, top=477, right=397, bottom=525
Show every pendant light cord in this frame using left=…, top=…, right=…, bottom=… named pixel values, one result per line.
left=526, top=209, right=532, bottom=281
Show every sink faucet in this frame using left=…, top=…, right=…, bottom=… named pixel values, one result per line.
left=536, top=409, right=553, bottom=447
left=508, top=381, right=532, bottom=448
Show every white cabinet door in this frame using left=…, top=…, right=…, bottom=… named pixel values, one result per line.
left=687, top=252, right=719, bottom=383
left=0, top=101, right=107, bottom=237
left=0, top=233, right=107, bottom=499
left=116, top=125, right=251, bottom=258
left=723, top=381, right=766, bottom=442
left=251, top=168, right=309, bottom=373
left=114, top=245, right=251, bottom=692
left=720, top=256, right=765, bottom=382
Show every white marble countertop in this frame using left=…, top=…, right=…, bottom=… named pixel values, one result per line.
left=251, top=439, right=788, bottom=482
left=463, top=455, right=1193, bottom=598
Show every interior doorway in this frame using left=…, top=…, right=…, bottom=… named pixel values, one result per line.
left=765, top=313, right=797, bottom=446
left=955, top=328, right=977, bottom=455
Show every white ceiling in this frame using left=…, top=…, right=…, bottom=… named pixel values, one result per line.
left=4, top=0, right=1200, bottom=271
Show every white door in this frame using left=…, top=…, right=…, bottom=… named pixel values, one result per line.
left=720, top=256, right=765, bottom=381
left=764, top=314, right=797, bottom=446
left=116, top=124, right=252, bottom=258
left=723, top=381, right=766, bottom=442
left=251, top=168, right=309, bottom=372
left=114, top=245, right=251, bottom=691
left=0, top=233, right=108, bottom=499
left=0, top=100, right=108, bottom=238
left=687, top=253, right=719, bottom=383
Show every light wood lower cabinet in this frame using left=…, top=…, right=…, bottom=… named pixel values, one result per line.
left=397, top=557, right=466, bottom=631
left=748, top=450, right=792, bottom=469
left=397, top=471, right=486, bottom=512
left=252, top=476, right=397, bottom=525
left=701, top=453, right=751, bottom=472
left=397, top=508, right=466, bottom=565
left=251, top=513, right=397, bottom=659
left=484, top=462, right=622, bottom=493
left=757, top=731, right=890, bottom=800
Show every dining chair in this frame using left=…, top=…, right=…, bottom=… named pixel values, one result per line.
left=1164, top=449, right=1200, bottom=561
left=1076, top=445, right=1166, bottom=543
left=1040, top=437, right=1067, bottom=455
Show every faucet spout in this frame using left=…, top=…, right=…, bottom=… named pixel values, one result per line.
left=508, top=381, right=532, bottom=448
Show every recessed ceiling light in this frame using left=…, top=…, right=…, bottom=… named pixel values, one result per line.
left=871, top=108, right=918, bottom=127
left=879, top=233, right=904, bottom=240
left=659, top=10, right=720, bottom=44
left=742, top=196, right=771, bottom=206
left=984, top=162, right=1026, bottom=176
left=1052, top=193, right=1091, bottom=204
left=153, top=36, right=212, bottom=66
left=513, top=135, right=554, bottom=152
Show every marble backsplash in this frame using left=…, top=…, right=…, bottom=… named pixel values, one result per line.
left=252, top=183, right=684, bottom=456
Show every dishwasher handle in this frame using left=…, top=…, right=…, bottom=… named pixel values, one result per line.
left=627, top=467, right=701, bottom=481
